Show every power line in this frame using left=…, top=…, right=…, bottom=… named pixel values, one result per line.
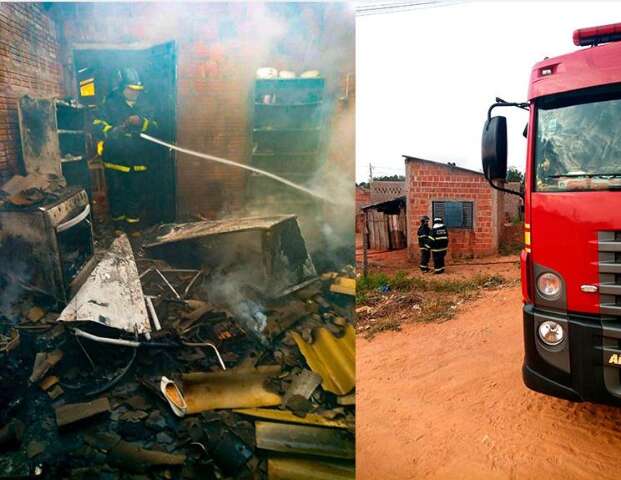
left=355, top=0, right=462, bottom=16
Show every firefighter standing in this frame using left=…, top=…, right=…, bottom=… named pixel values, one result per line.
left=91, top=68, right=158, bottom=232
left=417, top=215, right=431, bottom=272
left=429, top=216, right=449, bottom=274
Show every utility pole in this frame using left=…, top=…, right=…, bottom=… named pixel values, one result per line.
left=363, top=163, right=372, bottom=279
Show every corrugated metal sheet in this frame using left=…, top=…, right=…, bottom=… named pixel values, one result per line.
left=291, top=324, right=355, bottom=395
left=58, top=234, right=150, bottom=334
left=255, top=421, right=354, bottom=459
left=182, top=366, right=282, bottom=414
left=268, top=457, right=355, bottom=480
left=329, top=277, right=355, bottom=296
left=143, top=215, right=297, bottom=247
left=234, top=408, right=351, bottom=429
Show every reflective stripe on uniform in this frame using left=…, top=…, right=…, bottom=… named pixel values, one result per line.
left=431, top=248, right=448, bottom=252
left=111, top=215, right=126, bottom=221
left=103, top=162, right=131, bottom=173
left=126, top=217, right=140, bottom=224
left=434, top=236, right=448, bottom=240
left=133, top=165, right=147, bottom=172
left=93, top=119, right=113, bottom=136
left=97, top=141, right=104, bottom=156
left=141, top=118, right=149, bottom=132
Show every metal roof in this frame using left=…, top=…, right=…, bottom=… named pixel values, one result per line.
left=361, top=195, right=406, bottom=211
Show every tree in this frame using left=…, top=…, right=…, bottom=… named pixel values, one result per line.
left=373, top=175, right=405, bottom=181
left=506, top=167, right=524, bottom=182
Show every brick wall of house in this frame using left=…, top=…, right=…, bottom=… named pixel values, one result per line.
left=50, top=2, right=354, bottom=218
left=405, top=158, right=503, bottom=261
left=503, top=181, right=523, bottom=222
left=355, top=185, right=370, bottom=233
left=370, top=180, right=405, bottom=203
left=0, top=3, right=64, bottom=181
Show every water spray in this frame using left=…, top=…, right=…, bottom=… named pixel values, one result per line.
left=140, top=133, right=339, bottom=204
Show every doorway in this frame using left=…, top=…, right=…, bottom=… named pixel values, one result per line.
left=73, top=41, right=177, bottom=224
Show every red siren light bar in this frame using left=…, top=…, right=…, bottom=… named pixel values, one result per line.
left=573, top=22, right=621, bottom=46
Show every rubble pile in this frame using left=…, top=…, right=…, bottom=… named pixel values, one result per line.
left=0, top=219, right=355, bottom=479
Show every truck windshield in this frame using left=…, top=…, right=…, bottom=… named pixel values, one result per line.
left=535, top=94, right=621, bottom=192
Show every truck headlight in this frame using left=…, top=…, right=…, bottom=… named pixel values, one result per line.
left=537, top=272, right=562, bottom=300
left=538, top=320, right=565, bottom=346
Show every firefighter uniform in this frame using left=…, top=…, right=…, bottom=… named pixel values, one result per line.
left=417, top=216, right=431, bottom=272
left=91, top=77, right=158, bottom=228
left=429, top=217, right=449, bottom=274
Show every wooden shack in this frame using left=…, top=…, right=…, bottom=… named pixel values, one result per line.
left=361, top=196, right=407, bottom=251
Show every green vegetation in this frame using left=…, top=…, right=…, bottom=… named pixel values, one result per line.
left=356, top=270, right=505, bottom=302
left=356, top=271, right=509, bottom=337
left=506, top=167, right=524, bottom=183
left=499, top=240, right=523, bottom=256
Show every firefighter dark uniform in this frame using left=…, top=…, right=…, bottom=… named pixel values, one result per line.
left=429, top=217, right=449, bottom=274
left=91, top=69, right=158, bottom=228
left=417, top=216, right=431, bottom=272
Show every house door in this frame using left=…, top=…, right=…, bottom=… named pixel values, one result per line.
left=73, top=41, right=177, bottom=224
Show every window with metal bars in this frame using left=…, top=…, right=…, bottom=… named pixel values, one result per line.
left=432, top=201, right=474, bottom=229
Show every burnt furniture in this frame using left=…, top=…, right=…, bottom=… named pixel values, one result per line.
left=0, top=186, right=95, bottom=306
left=18, top=96, right=93, bottom=198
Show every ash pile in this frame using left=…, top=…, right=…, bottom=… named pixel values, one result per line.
left=0, top=215, right=355, bottom=479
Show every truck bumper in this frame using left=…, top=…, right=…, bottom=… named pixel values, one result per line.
left=523, top=303, right=621, bottom=406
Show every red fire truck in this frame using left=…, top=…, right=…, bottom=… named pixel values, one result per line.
left=482, top=23, right=621, bottom=404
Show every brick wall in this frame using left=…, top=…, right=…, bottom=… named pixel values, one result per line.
left=356, top=185, right=370, bottom=212
left=503, top=181, right=523, bottom=222
left=405, top=158, right=503, bottom=261
left=50, top=2, right=354, bottom=218
left=0, top=3, right=63, bottom=181
left=355, top=185, right=370, bottom=233
left=369, top=180, right=405, bottom=203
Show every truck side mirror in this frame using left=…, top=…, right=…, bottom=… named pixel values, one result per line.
left=481, top=116, right=508, bottom=181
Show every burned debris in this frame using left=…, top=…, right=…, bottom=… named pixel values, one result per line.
left=0, top=2, right=355, bottom=474
left=0, top=205, right=355, bottom=478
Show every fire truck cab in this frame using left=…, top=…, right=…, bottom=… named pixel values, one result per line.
left=482, top=23, right=621, bottom=405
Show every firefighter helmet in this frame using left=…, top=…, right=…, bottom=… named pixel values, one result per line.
left=421, top=215, right=430, bottom=222
left=433, top=217, right=443, bottom=223
left=115, top=67, right=144, bottom=91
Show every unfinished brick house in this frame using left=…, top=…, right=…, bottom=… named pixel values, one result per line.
left=404, top=156, right=504, bottom=261
left=355, top=184, right=370, bottom=233
left=0, top=3, right=354, bottom=233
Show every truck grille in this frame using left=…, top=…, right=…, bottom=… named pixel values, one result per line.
left=598, top=231, right=621, bottom=315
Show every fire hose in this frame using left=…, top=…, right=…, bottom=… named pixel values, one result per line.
left=140, top=133, right=339, bottom=204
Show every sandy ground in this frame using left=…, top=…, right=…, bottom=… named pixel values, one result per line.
left=357, top=285, right=621, bottom=479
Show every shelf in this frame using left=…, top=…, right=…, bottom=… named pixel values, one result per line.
left=252, top=151, right=319, bottom=157
left=255, top=77, right=324, bottom=83
left=254, top=101, right=323, bottom=107
left=61, top=155, right=84, bottom=163
left=58, top=129, right=85, bottom=135
left=253, top=128, right=321, bottom=133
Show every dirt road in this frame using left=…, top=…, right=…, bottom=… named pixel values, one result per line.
left=357, top=285, right=621, bottom=480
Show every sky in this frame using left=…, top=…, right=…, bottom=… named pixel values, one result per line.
left=355, top=1, right=621, bottom=182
